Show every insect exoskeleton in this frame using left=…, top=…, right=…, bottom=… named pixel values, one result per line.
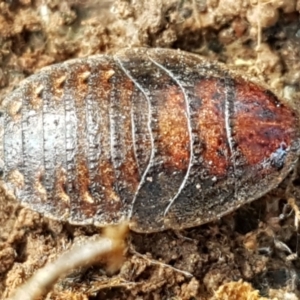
left=1, top=48, right=300, bottom=233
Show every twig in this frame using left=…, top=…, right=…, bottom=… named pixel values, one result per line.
left=10, top=223, right=129, bottom=300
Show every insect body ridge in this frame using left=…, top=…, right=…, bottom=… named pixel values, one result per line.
left=113, top=55, right=155, bottom=223
left=1, top=48, right=300, bottom=233
left=146, top=54, right=194, bottom=221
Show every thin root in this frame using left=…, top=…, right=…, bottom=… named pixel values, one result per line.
left=130, top=245, right=193, bottom=278
left=10, top=223, right=129, bottom=300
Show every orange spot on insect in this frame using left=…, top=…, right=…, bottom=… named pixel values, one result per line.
left=195, top=79, right=230, bottom=177
left=158, top=85, right=190, bottom=171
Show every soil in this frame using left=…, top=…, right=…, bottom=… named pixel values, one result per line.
left=1, top=0, right=300, bottom=299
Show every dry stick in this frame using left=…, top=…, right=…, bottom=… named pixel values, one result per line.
left=10, top=233, right=125, bottom=300
left=132, top=250, right=193, bottom=278
left=9, top=223, right=129, bottom=300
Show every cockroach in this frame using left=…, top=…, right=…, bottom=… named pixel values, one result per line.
left=1, top=48, right=300, bottom=233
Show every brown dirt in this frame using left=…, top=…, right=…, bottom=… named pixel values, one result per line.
left=1, top=0, right=300, bottom=299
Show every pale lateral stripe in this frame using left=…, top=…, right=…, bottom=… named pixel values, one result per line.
left=224, top=76, right=234, bottom=158
left=224, top=76, right=237, bottom=197
left=114, top=56, right=155, bottom=219
left=147, top=55, right=194, bottom=217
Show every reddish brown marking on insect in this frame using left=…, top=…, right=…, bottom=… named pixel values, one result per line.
left=118, top=78, right=140, bottom=191
left=234, top=79, right=297, bottom=165
left=54, top=167, right=70, bottom=204
left=100, top=161, right=122, bottom=214
left=158, top=86, right=190, bottom=171
left=103, top=69, right=115, bottom=83
left=195, top=79, right=230, bottom=177
left=77, top=160, right=93, bottom=204
left=72, top=65, right=95, bottom=216
left=95, top=68, right=121, bottom=214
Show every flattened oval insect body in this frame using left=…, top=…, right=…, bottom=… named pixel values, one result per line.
left=1, top=48, right=300, bottom=233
